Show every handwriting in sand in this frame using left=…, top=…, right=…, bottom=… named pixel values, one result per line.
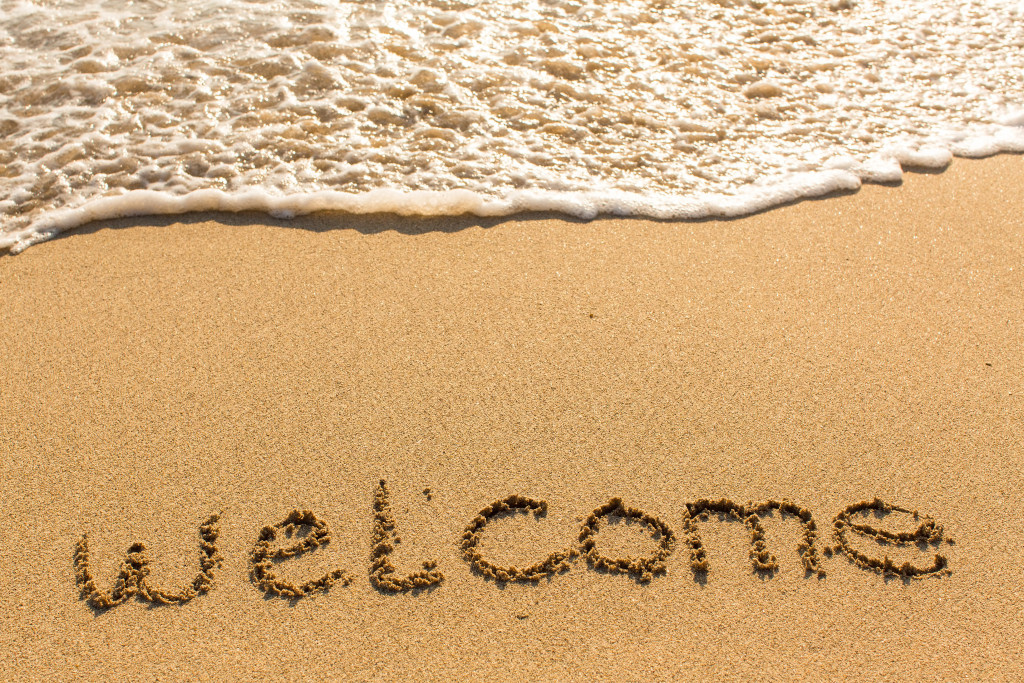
left=73, top=482, right=954, bottom=610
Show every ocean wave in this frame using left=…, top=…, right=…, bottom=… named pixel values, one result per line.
left=1, top=0, right=1022, bottom=251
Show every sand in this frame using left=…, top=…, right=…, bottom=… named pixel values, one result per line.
left=1, top=156, right=1022, bottom=680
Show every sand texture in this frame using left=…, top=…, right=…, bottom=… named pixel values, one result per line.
left=1, top=157, right=1023, bottom=681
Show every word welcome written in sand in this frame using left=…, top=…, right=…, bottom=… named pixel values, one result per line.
left=73, top=484, right=953, bottom=610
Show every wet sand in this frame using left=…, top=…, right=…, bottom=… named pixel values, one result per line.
left=1, top=156, right=1022, bottom=680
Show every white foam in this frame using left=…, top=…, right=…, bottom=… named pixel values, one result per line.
left=1, top=0, right=1023, bottom=252
left=2, top=169, right=868, bottom=253
left=1001, top=110, right=1024, bottom=127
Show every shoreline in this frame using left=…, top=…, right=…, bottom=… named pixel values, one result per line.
left=2, top=150, right=1022, bottom=256
left=1, top=156, right=1022, bottom=680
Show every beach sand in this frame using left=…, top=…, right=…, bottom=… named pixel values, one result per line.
left=1, top=156, right=1022, bottom=680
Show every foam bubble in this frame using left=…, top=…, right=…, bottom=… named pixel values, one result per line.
left=1001, top=110, right=1024, bottom=127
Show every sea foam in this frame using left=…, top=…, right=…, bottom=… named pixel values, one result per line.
left=1, top=0, right=1022, bottom=252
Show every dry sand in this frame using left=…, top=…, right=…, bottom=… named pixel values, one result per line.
left=1, top=156, right=1023, bottom=681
